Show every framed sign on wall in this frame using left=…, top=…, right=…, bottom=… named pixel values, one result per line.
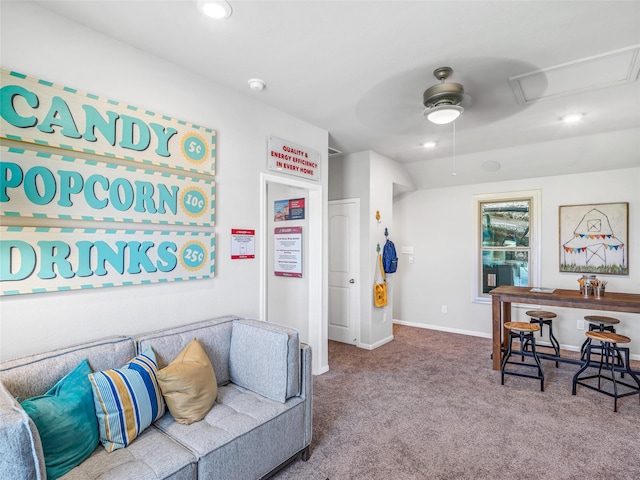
left=559, top=202, right=628, bottom=275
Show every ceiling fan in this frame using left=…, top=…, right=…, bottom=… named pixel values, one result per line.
left=423, top=67, right=471, bottom=124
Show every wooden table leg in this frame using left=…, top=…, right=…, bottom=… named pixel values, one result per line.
left=492, top=295, right=502, bottom=370
left=502, top=300, right=512, bottom=352
left=492, top=295, right=512, bottom=371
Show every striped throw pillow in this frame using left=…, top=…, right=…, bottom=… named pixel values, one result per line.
left=88, top=348, right=165, bottom=452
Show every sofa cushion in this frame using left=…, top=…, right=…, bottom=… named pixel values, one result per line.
left=88, top=348, right=165, bottom=452
left=58, top=427, right=197, bottom=480
left=0, top=336, right=135, bottom=402
left=154, top=384, right=299, bottom=452
left=21, top=359, right=98, bottom=480
left=229, top=319, right=300, bottom=403
left=153, top=384, right=306, bottom=480
left=157, top=339, right=217, bottom=425
left=136, top=316, right=238, bottom=386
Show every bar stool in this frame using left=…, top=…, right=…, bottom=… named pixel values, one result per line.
left=580, top=315, right=621, bottom=363
left=572, top=331, right=640, bottom=412
left=524, top=310, right=560, bottom=367
left=501, top=322, right=545, bottom=392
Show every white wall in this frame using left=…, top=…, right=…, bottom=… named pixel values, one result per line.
left=0, top=1, right=329, bottom=368
left=393, top=167, right=640, bottom=357
left=329, top=150, right=414, bottom=348
left=329, top=151, right=370, bottom=345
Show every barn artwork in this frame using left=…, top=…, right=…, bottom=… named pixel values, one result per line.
left=559, top=202, right=628, bottom=275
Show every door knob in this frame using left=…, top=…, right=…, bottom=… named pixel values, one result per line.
left=349, top=279, right=355, bottom=283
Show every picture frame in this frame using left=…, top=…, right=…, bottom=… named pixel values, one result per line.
left=559, top=202, right=628, bottom=275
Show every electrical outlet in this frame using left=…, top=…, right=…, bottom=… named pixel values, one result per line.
left=383, top=312, right=387, bottom=323
left=577, top=319, right=584, bottom=330
left=441, top=305, right=448, bottom=314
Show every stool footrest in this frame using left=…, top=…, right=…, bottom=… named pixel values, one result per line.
left=501, top=329, right=545, bottom=392
left=503, top=360, right=544, bottom=369
left=572, top=341, right=640, bottom=412
left=502, top=369, right=545, bottom=382
left=574, top=375, right=640, bottom=398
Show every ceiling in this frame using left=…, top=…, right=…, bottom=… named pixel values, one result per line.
left=26, top=1, right=640, bottom=188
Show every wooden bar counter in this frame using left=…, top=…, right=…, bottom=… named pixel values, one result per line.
left=490, top=286, right=640, bottom=370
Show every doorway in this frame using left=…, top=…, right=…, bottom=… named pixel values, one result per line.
left=260, top=173, right=325, bottom=375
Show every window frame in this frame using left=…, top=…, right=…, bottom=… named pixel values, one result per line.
left=473, top=190, right=541, bottom=303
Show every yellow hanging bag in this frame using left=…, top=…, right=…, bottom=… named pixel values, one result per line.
left=373, top=253, right=387, bottom=308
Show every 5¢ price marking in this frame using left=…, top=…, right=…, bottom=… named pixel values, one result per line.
left=180, top=133, right=209, bottom=164
left=188, top=141, right=202, bottom=156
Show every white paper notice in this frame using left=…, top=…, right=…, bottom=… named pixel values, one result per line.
left=274, top=226, right=302, bottom=277
left=231, top=229, right=255, bottom=259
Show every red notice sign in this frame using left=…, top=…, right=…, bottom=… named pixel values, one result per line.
left=231, top=229, right=255, bottom=259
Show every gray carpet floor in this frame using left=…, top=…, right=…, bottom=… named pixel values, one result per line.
left=273, top=324, right=640, bottom=480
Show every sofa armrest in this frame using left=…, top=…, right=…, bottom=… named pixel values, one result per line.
left=229, top=319, right=300, bottom=403
left=0, top=382, right=46, bottom=480
left=300, top=343, right=313, bottom=449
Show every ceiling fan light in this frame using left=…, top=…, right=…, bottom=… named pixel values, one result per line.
left=197, top=0, right=232, bottom=19
left=425, top=105, right=464, bottom=125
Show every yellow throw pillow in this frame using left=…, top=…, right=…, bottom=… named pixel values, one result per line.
left=157, top=338, right=217, bottom=425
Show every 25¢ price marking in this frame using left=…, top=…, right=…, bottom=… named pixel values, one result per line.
left=179, top=241, right=208, bottom=271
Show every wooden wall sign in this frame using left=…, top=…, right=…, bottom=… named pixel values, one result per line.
left=1, top=146, right=215, bottom=226
left=1, top=69, right=216, bottom=175
left=1, top=227, right=214, bottom=295
left=0, top=69, right=218, bottom=295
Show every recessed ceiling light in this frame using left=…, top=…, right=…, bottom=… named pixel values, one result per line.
left=422, top=141, right=437, bottom=148
left=561, top=113, right=584, bottom=123
left=197, top=0, right=232, bottom=19
left=248, top=78, right=266, bottom=91
left=481, top=160, right=501, bottom=172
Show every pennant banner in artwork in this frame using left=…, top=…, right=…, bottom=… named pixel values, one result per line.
left=0, top=227, right=215, bottom=295
left=564, top=244, right=622, bottom=253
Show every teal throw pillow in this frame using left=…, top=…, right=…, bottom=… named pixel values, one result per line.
left=21, top=359, right=99, bottom=480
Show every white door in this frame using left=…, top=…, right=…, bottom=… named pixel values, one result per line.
left=328, top=200, right=359, bottom=345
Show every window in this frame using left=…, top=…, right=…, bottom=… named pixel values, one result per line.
left=474, top=190, right=540, bottom=301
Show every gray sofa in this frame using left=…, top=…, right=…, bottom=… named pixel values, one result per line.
left=0, top=315, right=312, bottom=480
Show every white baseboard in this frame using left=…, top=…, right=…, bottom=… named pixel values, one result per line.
left=392, top=319, right=640, bottom=362
left=393, top=319, right=491, bottom=339
left=358, top=335, right=394, bottom=350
